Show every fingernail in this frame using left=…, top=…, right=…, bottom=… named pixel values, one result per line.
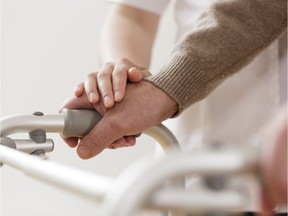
left=74, top=86, right=81, bottom=95
left=114, top=91, right=121, bottom=102
left=89, top=92, right=97, bottom=103
left=78, top=146, right=92, bottom=159
left=109, top=144, right=118, bottom=149
left=129, top=67, right=136, bottom=71
left=104, top=96, right=112, bottom=107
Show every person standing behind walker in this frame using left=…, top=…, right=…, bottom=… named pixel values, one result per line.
left=69, top=0, right=287, bottom=215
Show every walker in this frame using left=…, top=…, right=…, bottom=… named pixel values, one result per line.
left=0, top=109, right=262, bottom=216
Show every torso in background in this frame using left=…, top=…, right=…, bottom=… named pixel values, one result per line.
left=163, top=0, right=286, bottom=211
left=164, top=0, right=284, bottom=150
left=110, top=0, right=287, bottom=211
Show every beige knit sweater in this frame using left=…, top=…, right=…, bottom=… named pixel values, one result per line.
left=145, top=0, right=287, bottom=114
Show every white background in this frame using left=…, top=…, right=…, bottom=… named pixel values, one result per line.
left=1, top=0, right=176, bottom=215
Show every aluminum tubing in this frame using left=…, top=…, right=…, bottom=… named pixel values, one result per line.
left=0, top=145, right=112, bottom=202
left=0, top=113, right=65, bottom=137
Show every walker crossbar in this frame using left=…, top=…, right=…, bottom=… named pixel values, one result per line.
left=0, top=109, right=259, bottom=216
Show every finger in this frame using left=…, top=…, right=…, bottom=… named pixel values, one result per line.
left=123, top=136, right=136, bottom=146
left=76, top=115, right=123, bottom=159
left=112, top=63, right=129, bottom=102
left=108, top=136, right=136, bottom=149
left=60, top=94, right=94, bottom=111
left=97, top=63, right=115, bottom=108
left=128, top=67, right=151, bottom=82
left=74, top=82, right=84, bottom=97
left=62, top=136, right=79, bottom=148
left=108, top=137, right=127, bottom=149
left=85, top=73, right=99, bottom=103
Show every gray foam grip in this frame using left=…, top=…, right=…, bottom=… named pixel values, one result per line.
left=61, top=109, right=102, bottom=138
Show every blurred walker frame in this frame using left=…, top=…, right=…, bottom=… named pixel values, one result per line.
left=0, top=108, right=265, bottom=216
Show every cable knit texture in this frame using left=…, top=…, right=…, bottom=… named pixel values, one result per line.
left=145, top=0, right=287, bottom=115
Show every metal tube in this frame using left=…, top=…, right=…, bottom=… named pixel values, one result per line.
left=0, top=144, right=253, bottom=213
left=144, top=124, right=180, bottom=150
left=0, top=111, right=181, bottom=151
left=0, top=113, right=65, bottom=137
left=97, top=149, right=257, bottom=216
left=0, top=145, right=112, bottom=201
left=14, top=139, right=54, bottom=154
left=0, top=110, right=202, bottom=216
left=149, top=188, right=247, bottom=212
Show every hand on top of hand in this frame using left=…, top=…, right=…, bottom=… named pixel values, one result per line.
left=74, top=58, right=151, bottom=107
left=62, top=81, right=178, bottom=159
left=61, top=58, right=155, bottom=151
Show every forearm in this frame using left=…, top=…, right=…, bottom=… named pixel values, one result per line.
left=99, top=4, right=160, bottom=68
left=145, top=0, right=287, bottom=114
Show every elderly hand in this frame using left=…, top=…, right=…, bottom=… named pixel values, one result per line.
left=63, top=58, right=152, bottom=149
left=60, top=93, right=136, bottom=150
left=63, top=81, right=178, bottom=159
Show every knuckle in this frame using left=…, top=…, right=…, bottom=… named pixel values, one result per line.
left=87, top=72, right=97, bottom=79
left=97, top=71, right=110, bottom=79
left=104, top=61, right=114, bottom=69
left=99, top=87, right=113, bottom=99
left=84, top=83, right=92, bottom=93
left=97, top=72, right=105, bottom=79
left=113, top=67, right=126, bottom=76
left=117, top=58, right=133, bottom=69
left=100, top=91, right=110, bottom=99
left=98, top=63, right=114, bottom=78
left=84, top=72, right=97, bottom=85
left=117, top=57, right=129, bottom=65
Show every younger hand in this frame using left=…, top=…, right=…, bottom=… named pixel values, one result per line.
left=74, top=58, right=151, bottom=108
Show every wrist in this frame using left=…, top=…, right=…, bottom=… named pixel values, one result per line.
left=142, top=80, right=179, bottom=119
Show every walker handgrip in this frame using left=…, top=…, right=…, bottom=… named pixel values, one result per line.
left=61, top=109, right=141, bottom=139
left=61, top=109, right=102, bottom=138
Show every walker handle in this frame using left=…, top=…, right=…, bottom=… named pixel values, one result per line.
left=61, top=109, right=102, bottom=138
left=61, top=109, right=141, bottom=138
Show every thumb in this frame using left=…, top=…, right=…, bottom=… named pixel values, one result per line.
left=128, top=67, right=151, bottom=82
left=76, top=117, right=122, bottom=159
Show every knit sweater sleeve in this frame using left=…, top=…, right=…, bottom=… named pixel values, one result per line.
left=145, top=0, right=287, bottom=114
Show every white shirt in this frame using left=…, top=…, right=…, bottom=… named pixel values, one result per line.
left=109, top=0, right=287, bottom=211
